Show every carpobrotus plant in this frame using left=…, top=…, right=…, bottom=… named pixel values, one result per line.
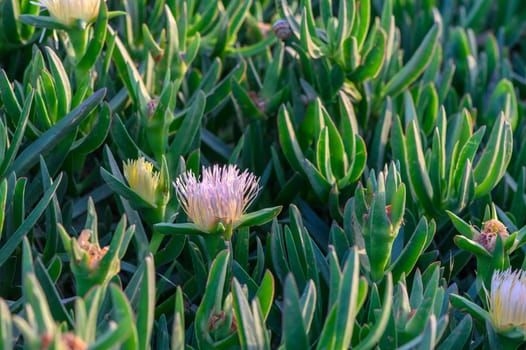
left=448, top=207, right=526, bottom=287
left=156, top=164, right=281, bottom=241
left=57, top=199, right=134, bottom=296
left=5, top=0, right=526, bottom=348
left=349, top=162, right=406, bottom=282
left=175, top=164, right=260, bottom=235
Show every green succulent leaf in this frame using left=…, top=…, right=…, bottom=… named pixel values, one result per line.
left=382, top=23, right=440, bottom=97
left=237, top=206, right=283, bottom=229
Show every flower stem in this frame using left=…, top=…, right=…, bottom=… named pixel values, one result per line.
left=149, top=231, right=164, bottom=254
left=68, top=28, right=89, bottom=62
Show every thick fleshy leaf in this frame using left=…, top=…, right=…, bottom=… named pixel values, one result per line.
left=237, top=206, right=283, bottom=228
left=382, top=23, right=440, bottom=97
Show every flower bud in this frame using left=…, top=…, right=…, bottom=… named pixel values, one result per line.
left=475, top=219, right=509, bottom=252
left=77, top=229, right=109, bottom=270
left=272, top=19, right=292, bottom=40
left=123, top=157, right=161, bottom=207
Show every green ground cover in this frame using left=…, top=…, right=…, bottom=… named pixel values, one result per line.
left=1, top=0, right=526, bottom=348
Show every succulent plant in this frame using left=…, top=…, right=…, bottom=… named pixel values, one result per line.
left=1, top=0, right=526, bottom=348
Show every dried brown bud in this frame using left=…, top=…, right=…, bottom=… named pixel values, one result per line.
left=248, top=91, right=267, bottom=112
left=61, top=332, right=87, bottom=350
left=77, top=230, right=109, bottom=269
left=272, top=19, right=292, bottom=40
left=147, top=99, right=159, bottom=118
left=475, top=219, right=509, bottom=252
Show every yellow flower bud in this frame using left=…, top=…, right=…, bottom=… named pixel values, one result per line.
left=123, top=158, right=161, bottom=206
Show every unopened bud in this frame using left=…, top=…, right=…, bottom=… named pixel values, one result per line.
left=272, top=19, right=292, bottom=40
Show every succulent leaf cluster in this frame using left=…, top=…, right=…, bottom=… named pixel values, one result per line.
left=1, top=0, right=526, bottom=348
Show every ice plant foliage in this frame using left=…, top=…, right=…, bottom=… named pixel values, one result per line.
left=123, top=157, right=161, bottom=206
left=175, top=164, right=260, bottom=234
left=489, top=269, right=526, bottom=334
left=5, top=0, right=526, bottom=348
left=32, top=0, right=101, bottom=26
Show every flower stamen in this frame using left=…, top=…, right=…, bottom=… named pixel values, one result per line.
left=123, top=157, right=161, bottom=206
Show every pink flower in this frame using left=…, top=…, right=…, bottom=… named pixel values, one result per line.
left=175, top=165, right=260, bottom=233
